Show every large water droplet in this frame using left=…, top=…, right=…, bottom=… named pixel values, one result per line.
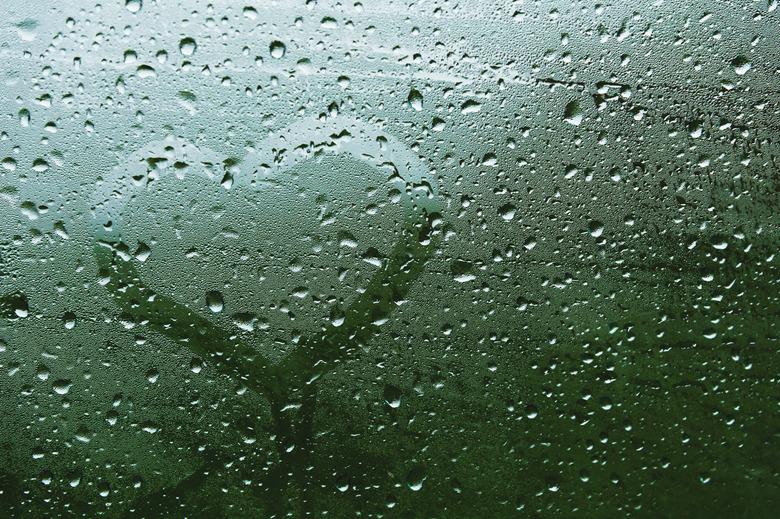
left=564, top=100, right=583, bottom=126
left=407, top=88, right=423, bottom=111
left=406, top=465, right=427, bottom=491
left=732, top=55, right=751, bottom=76
left=179, top=37, right=197, bottom=57
left=205, top=290, right=224, bottom=313
left=498, top=203, right=516, bottom=221
left=125, top=0, right=142, bottom=13
left=460, top=100, right=482, bottom=114
left=589, top=220, right=604, bottom=238
left=270, top=40, right=286, bottom=59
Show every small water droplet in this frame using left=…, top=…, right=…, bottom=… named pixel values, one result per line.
left=63, top=311, right=76, bottom=329
left=190, top=357, right=203, bottom=374
left=146, top=369, right=159, bottom=383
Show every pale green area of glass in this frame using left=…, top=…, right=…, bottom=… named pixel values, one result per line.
left=0, top=0, right=779, bottom=517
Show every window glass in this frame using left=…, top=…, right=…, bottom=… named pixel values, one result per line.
left=0, top=0, right=778, bottom=516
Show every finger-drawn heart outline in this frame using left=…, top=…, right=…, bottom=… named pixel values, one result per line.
left=91, top=114, right=442, bottom=513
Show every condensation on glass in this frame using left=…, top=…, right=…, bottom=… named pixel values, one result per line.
left=0, top=0, right=778, bottom=516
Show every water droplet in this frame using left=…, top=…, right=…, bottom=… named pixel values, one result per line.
left=98, top=482, right=111, bottom=497
left=35, top=364, right=50, bottom=381
left=136, top=65, right=156, bottom=79
left=179, top=37, right=197, bottom=57
left=32, top=159, right=49, bottom=172
left=146, top=368, right=159, bottom=383
left=1, top=157, right=16, bottom=171
left=205, top=290, right=224, bottom=313
left=75, top=425, right=91, bottom=443
left=564, top=100, right=583, bottom=126
left=233, top=313, right=257, bottom=332
left=63, top=311, right=76, bottom=329
left=321, top=17, right=338, bottom=29
left=53, top=379, right=72, bottom=395
left=270, top=40, right=286, bottom=59
left=407, top=88, right=424, bottom=111
left=141, top=421, right=159, bottom=433
left=14, top=19, right=38, bottom=42
left=329, top=306, right=346, bottom=327
left=406, top=465, right=427, bottom=491
left=296, top=58, right=314, bottom=75
left=243, top=6, right=258, bottom=19
left=732, top=55, right=751, bottom=75
left=481, top=153, right=497, bottom=167
left=190, top=357, right=203, bottom=374
left=588, top=220, right=604, bottom=238
left=460, top=100, right=482, bottom=114
left=498, top=203, right=516, bottom=221
left=125, top=0, right=142, bottom=13
left=68, top=472, right=82, bottom=488
left=383, top=385, right=402, bottom=408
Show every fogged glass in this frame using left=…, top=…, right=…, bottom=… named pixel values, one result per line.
left=1, top=0, right=778, bottom=516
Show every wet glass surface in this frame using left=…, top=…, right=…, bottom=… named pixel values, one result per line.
left=1, top=0, right=779, bottom=516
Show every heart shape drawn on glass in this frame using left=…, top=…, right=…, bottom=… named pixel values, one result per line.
left=92, top=114, right=442, bottom=396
